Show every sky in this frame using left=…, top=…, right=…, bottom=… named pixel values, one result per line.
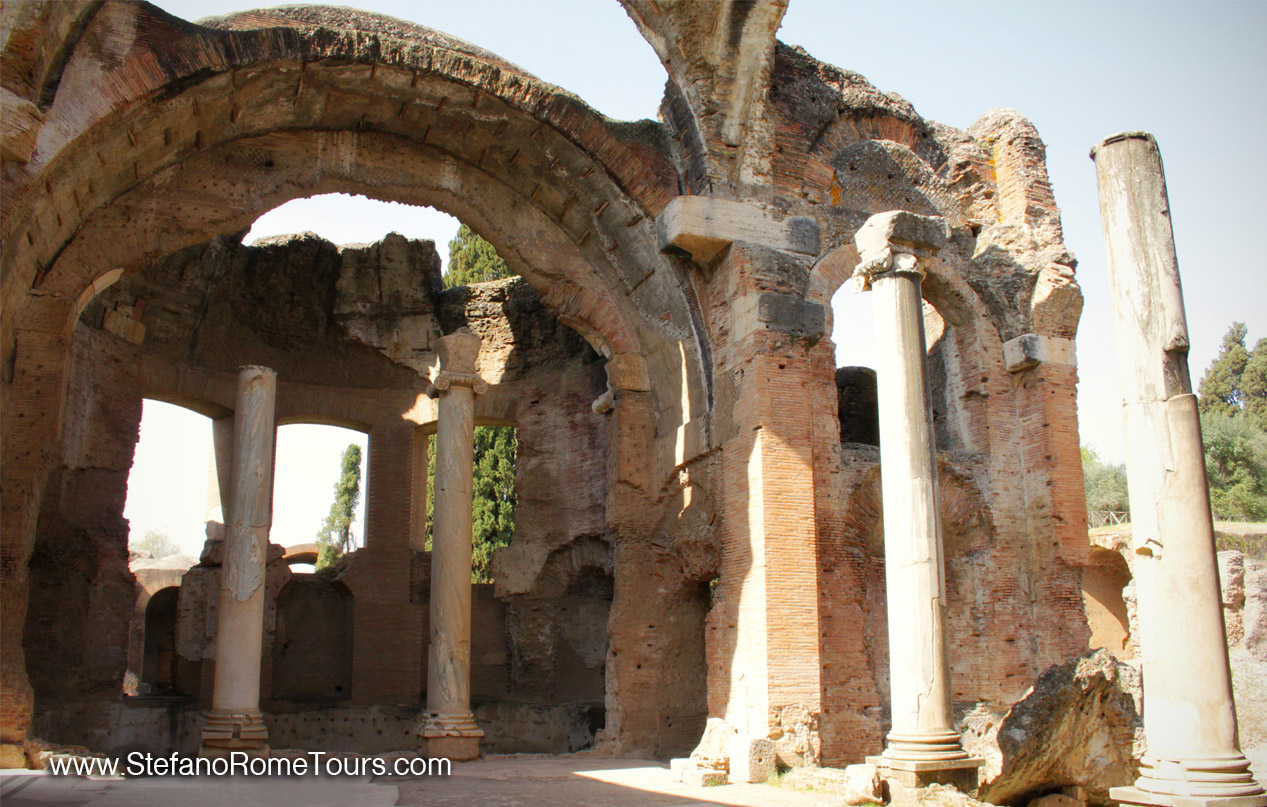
left=128, top=0, right=1266, bottom=554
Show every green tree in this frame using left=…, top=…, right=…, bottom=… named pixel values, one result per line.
left=315, top=444, right=363, bottom=569
left=1195, top=323, right=1267, bottom=521
left=1201, top=412, right=1267, bottom=521
left=1242, top=338, right=1267, bottom=431
left=442, top=224, right=515, bottom=288
left=471, top=426, right=517, bottom=582
left=1198, top=322, right=1249, bottom=417
left=425, top=426, right=517, bottom=583
left=133, top=529, right=179, bottom=558
left=1081, top=446, right=1130, bottom=517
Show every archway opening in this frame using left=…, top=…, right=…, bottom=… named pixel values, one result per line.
left=273, top=424, right=368, bottom=568
left=245, top=193, right=461, bottom=263
left=124, top=400, right=215, bottom=559
left=424, top=425, right=519, bottom=584
left=140, top=586, right=180, bottom=695
left=831, top=281, right=880, bottom=448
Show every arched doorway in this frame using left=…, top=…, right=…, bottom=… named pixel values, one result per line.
left=141, top=587, right=180, bottom=694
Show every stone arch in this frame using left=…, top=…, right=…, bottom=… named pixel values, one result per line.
left=1, top=15, right=707, bottom=613
left=3, top=6, right=698, bottom=370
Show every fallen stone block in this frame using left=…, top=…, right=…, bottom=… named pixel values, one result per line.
left=962, top=649, right=1142, bottom=806
left=689, top=717, right=736, bottom=772
left=783, top=763, right=883, bottom=804
left=682, top=766, right=728, bottom=787
left=727, top=735, right=775, bottom=783
left=669, top=757, right=691, bottom=782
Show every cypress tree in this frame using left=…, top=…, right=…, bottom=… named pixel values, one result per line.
left=1198, top=322, right=1249, bottom=417
left=315, top=444, right=362, bottom=569
left=1242, top=338, right=1267, bottom=432
left=443, top=224, right=515, bottom=288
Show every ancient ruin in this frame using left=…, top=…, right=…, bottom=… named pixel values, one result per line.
left=1, top=1, right=1263, bottom=804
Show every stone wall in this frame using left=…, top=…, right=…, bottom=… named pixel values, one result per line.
left=26, top=230, right=636, bottom=755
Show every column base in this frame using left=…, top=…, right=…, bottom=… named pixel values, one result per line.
left=422, top=735, right=481, bottom=761
left=867, top=755, right=984, bottom=791
left=199, top=710, right=269, bottom=758
left=1112, top=787, right=1267, bottom=807
left=418, top=712, right=483, bottom=762
left=1116, top=754, right=1267, bottom=804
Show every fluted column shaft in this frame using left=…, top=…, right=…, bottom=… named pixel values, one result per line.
left=1093, top=132, right=1263, bottom=806
left=201, top=365, right=275, bottom=757
left=420, top=330, right=486, bottom=760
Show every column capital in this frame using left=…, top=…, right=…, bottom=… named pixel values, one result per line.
left=433, top=329, right=488, bottom=395
left=851, top=210, right=949, bottom=292
left=433, top=371, right=488, bottom=396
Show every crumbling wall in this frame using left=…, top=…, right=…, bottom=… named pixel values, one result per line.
left=755, top=43, right=1088, bottom=765
left=23, top=323, right=142, bottom=709
left=35, top=229, right=643, bottom=755
left=271, top=577, right=354, bottom=701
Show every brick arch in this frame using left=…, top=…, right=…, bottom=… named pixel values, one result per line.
left=2, top=2, right=699, bottom=369
left=811, top=239, right=1006, bottom=456
left=810, top=241, right=995, bottom=335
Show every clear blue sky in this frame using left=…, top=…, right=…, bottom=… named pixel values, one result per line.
left=131, top=1, right=1266, bottom=552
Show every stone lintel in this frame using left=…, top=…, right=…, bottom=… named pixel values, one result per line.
left=1111, top=787, right=1267, bottom=807
left=867, top=755, right=983, bottom=791
left=1003, top=333, right=1076, bottom=373
left=852, top=211, right=950, bottom=291
left=855, top=210, right=950, bottom=263
left=657, top=196, right=819, bottom=264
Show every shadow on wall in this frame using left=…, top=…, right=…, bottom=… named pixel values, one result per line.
left=1082, top=546, right=1133, bottom=660
left=271, top=577, right=354, bottom=703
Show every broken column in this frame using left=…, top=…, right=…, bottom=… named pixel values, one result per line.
left=853, top=211, right=981, bottom=789
left=1092, top=132, right=1264, bottom=807
left=418, top=329, right=487, bottom=761
left=200, top=365, right=276, bottom=757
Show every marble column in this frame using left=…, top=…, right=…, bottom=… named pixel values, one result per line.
left=200, top=365, right=275, bottom=758
left=854, top=211, right=981, bottom=790
left=1093, top=132, right=1264, bottom=807
left=418, top=329, right=487, bottom=761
